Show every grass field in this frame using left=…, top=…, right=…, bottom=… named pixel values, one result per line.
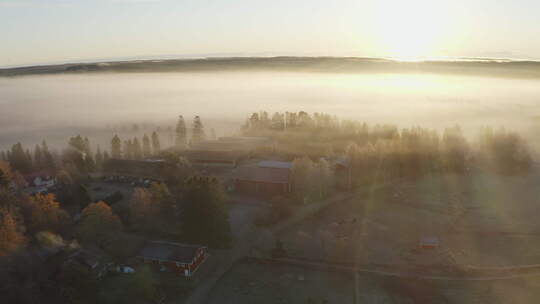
left=207, top=259, right=540, bottom=304
left=278, top=171, right=540, bottom=267
left=206, top=259, right=355, bottom=304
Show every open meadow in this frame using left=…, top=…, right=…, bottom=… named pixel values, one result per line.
left=278, top=170, right=540, bottom=267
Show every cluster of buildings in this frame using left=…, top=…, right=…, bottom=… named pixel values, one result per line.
left=102, top=136, right=296, bottom=198
left=37, top=236, right=208, bottom=279
left=96, top=136, right=350, bottom=277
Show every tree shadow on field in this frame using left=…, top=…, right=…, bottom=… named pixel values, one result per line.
left=383, top=277, right=449, bottom=304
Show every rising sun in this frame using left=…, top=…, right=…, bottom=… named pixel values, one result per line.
left=371, top=0, right=449, bottom=61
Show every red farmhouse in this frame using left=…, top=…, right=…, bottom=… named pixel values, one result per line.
left=137, top=241, right=208, bottom=277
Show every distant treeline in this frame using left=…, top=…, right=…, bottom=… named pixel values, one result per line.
left=243, top=111, right=533, bottom=182
left=0, top=115, right=213, bottom=179
left=2, top=57, right=540, bottom=79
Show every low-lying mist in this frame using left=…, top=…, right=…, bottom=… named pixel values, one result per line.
left=1, top=71, right=540, bottom=152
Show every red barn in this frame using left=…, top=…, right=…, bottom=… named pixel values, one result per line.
left=137, top=241, right=208, bottom=277
left=233, top=164, right=292, bottom=197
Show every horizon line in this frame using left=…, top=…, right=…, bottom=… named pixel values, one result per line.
left=2, top=53, right=540, bottom=70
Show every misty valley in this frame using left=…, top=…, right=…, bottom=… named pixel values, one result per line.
left=2, top=0, right=540, bottom=302
left=1, top=63, right=540, bottom=304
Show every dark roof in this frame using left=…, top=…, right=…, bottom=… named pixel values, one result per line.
left=420, top=237, right=440, bottom=245
left=190, top=141, right=240, bottom=151
left=103, top=159, right=167, bottom=179
left=195, top=166, right=235, bottom=178
left=189, top=137, right=271, bottom=152
left=234, top=166, right=290, bottom=184
left=138, top=241, right=205, bottom=263
left=333, top=157, right=350, bottom=168
left=257, top=160, right=292, bottom=169
left=218, top=136, right=270, bottom=143
left=183, top=150, right=240, bottom=163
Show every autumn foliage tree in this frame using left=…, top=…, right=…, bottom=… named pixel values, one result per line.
left=0, top=161, right=13, bottom=188
left=0, top=208, right=26, bottom=256
left=76, top=201, right=122, bottom=246
left=26, top=193, right=70, bottom=234
left=130, top=183, right=176, bottom=234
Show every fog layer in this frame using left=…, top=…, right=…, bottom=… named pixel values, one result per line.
left=1, top=72, right=539, bottom=150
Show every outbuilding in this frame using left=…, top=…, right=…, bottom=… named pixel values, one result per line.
left=233, top=163, right=292, bottom=197
left=419, top=236, right=440, bottom=249
left=137, top=241, right=208, bottom=277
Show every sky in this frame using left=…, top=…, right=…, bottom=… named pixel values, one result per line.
left=1, top=0, right=539, bottom=67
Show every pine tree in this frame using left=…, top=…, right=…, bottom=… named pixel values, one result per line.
left=83, top=137, right=95, bottom=172
left=271, top=112, right=285, bottom=130
left=66, top=135, right=92, bottom=174
left=175, top=115, right=187, bottom=148
left=286, top=112, right=297, bottom=129
left=149, top=182, right=175, bottom=221
left=123, top=140, right=133, bottom=160
left=260, top=111, right=270, bottom=129
left=132, top=137, right=143, bottom=160
left=151, top=131, right=161, bottom=154
left=94, top=146, right=104, bottom=170
left=442, top=125, right=468, bottom=173
left=248, top=113, right=260, bottom=131
left=191, top=116, right=206, bottom=145
left=9, top=143, right=31, bottom=173
left=103, top=150, right=110, bottom=163
left=111, top=135, right=122, bottom=159
left=182, top=177, right=231, bottom=248
left=68, top=135, right=85, bottom=152
left=41, top=140, right=55, bottom=171
left=34, top=144, right=43, bottom=170
left=25, top=149, right=33, bottom=171
left=83, top=137, right=92, bottom=156
left=142, top=134, right=152, bottom=157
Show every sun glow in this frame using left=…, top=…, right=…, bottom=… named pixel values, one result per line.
left=371, top=0, right=451, bottom=61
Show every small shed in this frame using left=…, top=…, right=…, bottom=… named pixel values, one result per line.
left=419, top=236, right=440, bottom=249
